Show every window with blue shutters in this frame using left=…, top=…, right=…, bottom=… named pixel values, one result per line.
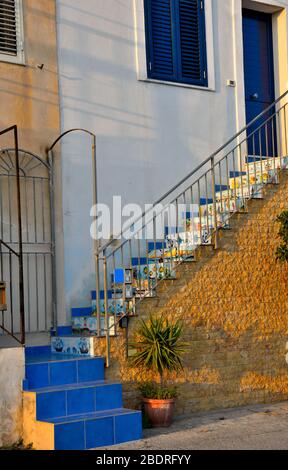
left=144, top=0, right=208, bottom=87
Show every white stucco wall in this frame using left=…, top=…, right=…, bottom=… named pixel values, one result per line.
left=0, top=348, right=24, bottom=446
left=55, top=0, right=288, bottom=317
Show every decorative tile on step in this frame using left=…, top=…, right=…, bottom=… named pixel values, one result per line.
left=51, top=336, right=95, bottom=357
left=91, top=290, right=136, bottom=317
left=72, top=315, right=116, bottom=337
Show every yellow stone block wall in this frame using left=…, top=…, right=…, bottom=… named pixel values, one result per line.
left=95, top=171, right=288, bottom=416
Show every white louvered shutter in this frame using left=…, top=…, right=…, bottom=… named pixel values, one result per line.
left=0, top=0, right=24, bottom=61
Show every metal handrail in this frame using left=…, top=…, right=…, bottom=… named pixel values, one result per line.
left=0, top=239, right=20, bottom=258
left=92, top=89, right=288, bottom=367
left=98, top=89, right=288, bottom=256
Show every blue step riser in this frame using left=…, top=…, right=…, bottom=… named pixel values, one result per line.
left=25, top=358, right=105, bottom=390
left=54, top=412, right=142, bottom=450
left=36, top=384, right=123, bottom=420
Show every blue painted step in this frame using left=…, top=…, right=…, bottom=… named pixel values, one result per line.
left=35, top=382, right=123, bottom=420
left=43, top=408, right=142, bottom=450
left=24, top=355, right=105, bottom=390
left=246, top=156, right=269, bottom=163
left=71, top=307, right=93, bottom=318
left=215, top=184, right=229, bottom=192
left=230, top=171, right=247, bottom=177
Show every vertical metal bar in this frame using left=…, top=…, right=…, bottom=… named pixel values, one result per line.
left=258, top=128, right=263, bottom=188
left=103, top=253, right=110, bottom=368
left=232, top=150, right=237, bottom=210
left=33, top=178, right=37, bottom=243
left=112, top=252, right=117, bottom=333
left=284, top=104, right=288, bottom=159
left=24, top=176, right=29, bottom=243
left=245, top=136, right=251, bottom=198
left=277, top=110, right=282, bottom=169
left=0, top=176, right=3, bottom=240
left=14, top=126, right=25, bottom=345
left=27, top=255, right=30, bottom=332
left=137, top=238, right=142, bottom=298
left=197, top=179, right=202, bottom=244
left=43, top=254, right=48, bottom=331
left=252, top=133, right=256, bottom=198
left=35, top=253, right=39, bottom=332
left=48, top=150, right=57, bottom=331
left=265, top=122, right=269, bottom=173
left=225, top=156, right=231, bottom=216
left=8, top=171, right=12, bottom=242
left=91, top=135, right=101, bottom=337
left=153, top=216, right=158, bottom=294
left=95, top=253, right=101, bottom=337
left=41, top=178, right=46, bottom=243
left=239, top=143, right=245, bottom=209
left=204, top=174, right=209, bottom=235
left=219, top=162, right=223, bottom=213
left=211, top=158, right=218, bottom=249
left=9, top=250, right=13, bottom=335
left=0, top=242, right=3, bottom=334
left=271, top=116, right=277, bottom=178
left=190, top=184, right=196, bottom=250
left=176, top=197, right=179, bottom=261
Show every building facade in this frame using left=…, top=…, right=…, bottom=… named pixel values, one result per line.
left=55, top=0, right=288, bottom=319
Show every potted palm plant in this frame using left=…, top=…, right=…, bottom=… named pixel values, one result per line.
left=130, top=315, right=186, bottom=428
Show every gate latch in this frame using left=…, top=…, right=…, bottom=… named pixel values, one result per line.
left=0, top=282, right=7, bottom=311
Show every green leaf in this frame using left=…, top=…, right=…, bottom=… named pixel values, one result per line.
left=129, top=314, right=187, bottom=380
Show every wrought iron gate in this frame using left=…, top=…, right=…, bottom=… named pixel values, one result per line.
left=0, top=148, right=54, bottom=336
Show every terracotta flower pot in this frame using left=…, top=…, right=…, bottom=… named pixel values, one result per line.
left=143, top=398, right=175, bottom=428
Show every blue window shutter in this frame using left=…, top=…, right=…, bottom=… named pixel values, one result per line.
left=145, top=0, right=177, bottom=81
left=145, top=0, right=208, bottom=87
left=176, top=0, right=208, bottom=86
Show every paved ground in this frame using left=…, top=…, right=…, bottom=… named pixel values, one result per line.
left=105, top=402, right=288, bottom=450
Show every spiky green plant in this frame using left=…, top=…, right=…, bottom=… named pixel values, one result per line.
left=130, top=315, right=187, bottom=386
left=276, top=211, right=288, bottom=262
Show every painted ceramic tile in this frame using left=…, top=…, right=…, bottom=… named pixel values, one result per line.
left=164, top=232, right=197, bottom=258
left=91, top=297, right=135, bottom=316
left=51, top=336, right=94, bottom=356
left=132, top=259, right=176, bottom=283
left=71, top=316, right=116, bottom=336
left=148, top=240, right=196, bottom=262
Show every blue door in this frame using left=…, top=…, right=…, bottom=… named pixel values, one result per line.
left=242, top=9, right=275, bottom=156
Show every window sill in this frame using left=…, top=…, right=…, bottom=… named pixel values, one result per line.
left=138, top=77, right=215, bottom=92
left=0, top=55, right=25, bottom=66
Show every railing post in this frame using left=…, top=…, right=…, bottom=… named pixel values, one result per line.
left=103, top=253, right=110, bottom=368
left=95, top=252, right=101, bottom=337
left=91, top=134, right=101, bottom=337
left=211, top=157, right=218, bottom=250
left=14, top=126, right=25, bottom=345
left=48, top=149, right=58, bottom=332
